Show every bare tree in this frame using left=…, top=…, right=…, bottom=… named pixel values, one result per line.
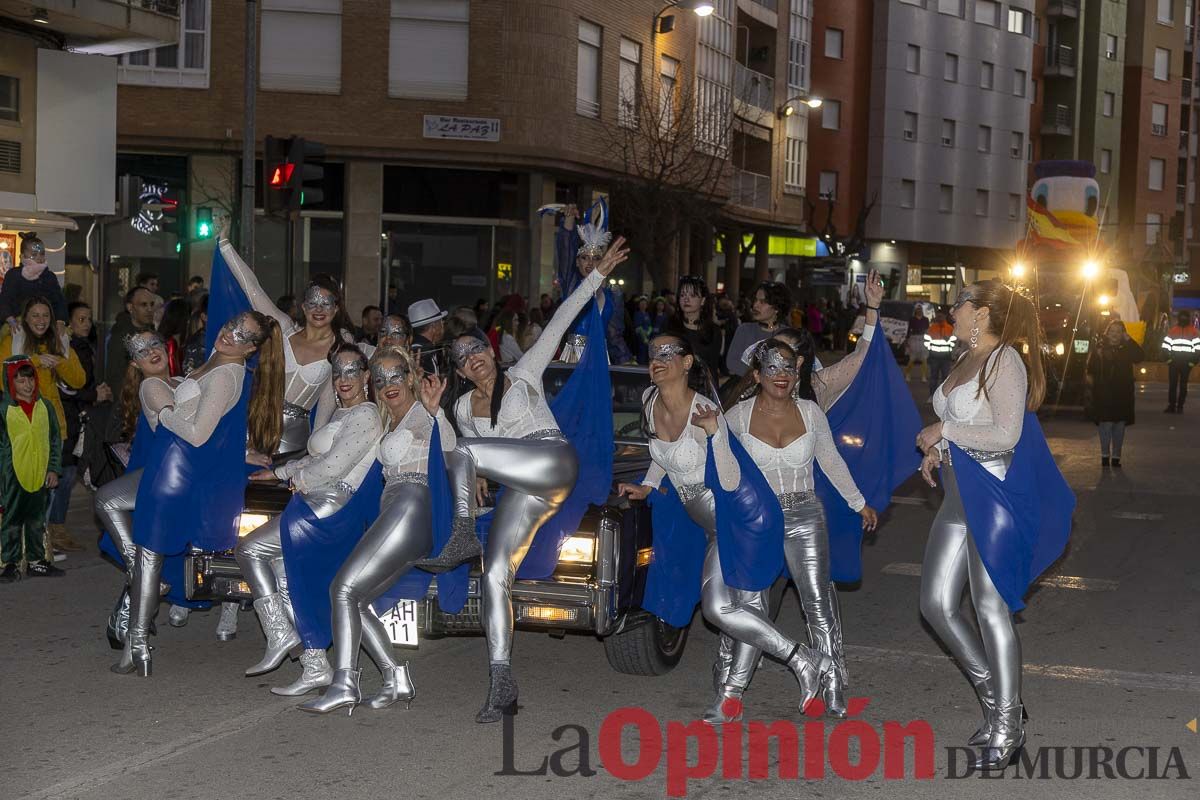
left=189, top=154, right=241, bottom=242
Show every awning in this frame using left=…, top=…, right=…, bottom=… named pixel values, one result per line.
left=0, top=210, right=80, bottom=233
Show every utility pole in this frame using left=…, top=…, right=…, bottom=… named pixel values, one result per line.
left=240, top=0, right=257, bottom=262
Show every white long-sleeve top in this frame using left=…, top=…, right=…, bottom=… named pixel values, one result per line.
left=814, top=321, right=875, bottom=411
left=455, top=268, right=604, bottom=439
left=139, top=376, right=177, bottom=431
left=219, top=239, right=336, bottom=428
left=933, top=345, right=1026, bottom=455
left=640, top=389, right=740, bottom=492
left=379, top=402, right=456, bottom=481
left=274, top=402, right=381, bottom=494
left=726, top=397, right=865, bottom=511
left=157, top=363, right=244, bottom=448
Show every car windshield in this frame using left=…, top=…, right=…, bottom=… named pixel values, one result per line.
left=542, top=363, right=650, bottom=443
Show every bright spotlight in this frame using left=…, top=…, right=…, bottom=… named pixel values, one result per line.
left=1081, top=259, right=1101, bottom=280
left=1098, top=294, right=1110, bottom=306
left=1011, top=262, right=1027, bottom=279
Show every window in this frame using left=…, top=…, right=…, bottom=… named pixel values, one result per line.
left=784, top=114, right=809, bottom=193
left=976, top=189, right=989, bottom=216
left=937, top=0, right=963, bottom=16
left=906, top=44, right=921, bottom=74
left=978, top=124, right=992, bottom=152
left=1007, top=8, right=1028, bottom=35
left=819, top=170, right=838, bottom=200
left=1154, top=47, right=1170, bottom=81
left=975, top=0, right=1000, bottom=26
left=941, top=118, right=956, bottom=147
left=1100, top=148, right=1113, bottom=174
left=823, top=99, right=841, bottom=130
left=944, top=53, right=959, bottom=82
left=903, top=110, right=918, bottom=141
left=261, top=0, right=342, bottom=93
left=1152, top=102, right=1169, bottom=135
left=659, top=56, right=678, bottom=133
left=1031, top=79, right=1037, bottom=102
left=1158, top=0, right=1174, bottom=25
left=577, top=19, right=602, bottom=117
left=825, top=27, right=843, bottom=59
left=1147, top=212, right=1163, bottom=244
left=1008, top=193, right=1021, bottom=220
left=1103, top=91, right=1115, bottom=117
left=0, top=76, right=17, bottom=122
left=1149, top=158, right=1166, bottom=191
left=939, top=184, right=954, bottom=213
left=619, top=37, right=641, bottom=128
left=901, top=179, right=916, bottom=208
left=388, top=0, right=469, bottom=100
left=1010, top=131, right=1023, bottom=158
left=118, top=0, right=211, bottom=88
left=788, top=0, right=813, bottom=91
left=981, top=61, right=994, bottom=89
left=1105, top=34, right=1118, bottom=60
left=698, top=1, right=735, bottom=155
left=1013, top=69, right=1026, bottom=97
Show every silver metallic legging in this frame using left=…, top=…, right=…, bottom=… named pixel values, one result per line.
left=718, top=497, right=847, bottom=689
left=95, top=469, right=142, bottom=568
left=685, top=489, right=800, bottom=667
left=329, top=481, right=432, bottom=672
left=919, top=456, right=1020, bottom=712
left=277, top=412, right=312, bottom=457
left=448, top=437, right=578, bottom=664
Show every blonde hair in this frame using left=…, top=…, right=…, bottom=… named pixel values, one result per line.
left=370, top=345, right=422, bottom=429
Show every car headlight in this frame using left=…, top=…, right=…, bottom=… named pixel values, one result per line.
left=239, top=513, right=271, bottom=538
left=1054, top=342, right=1065, bottom=356
left=558, top=535, right=596, bottom=564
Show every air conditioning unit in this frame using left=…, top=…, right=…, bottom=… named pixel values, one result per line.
left=1106, top=48, right=1116, bottom=59
left=942, top=136, right=953, bottom=146
left=904, top=130, right=915, bottom=141
left=1152, top=124, right=1167, bottom=136
left=1011, top=146, right=1021, bottom=158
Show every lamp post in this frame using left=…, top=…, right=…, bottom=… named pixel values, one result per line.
left=778, top=94, right=824, bottom=118
left=654, top=0, right=715, bottom=35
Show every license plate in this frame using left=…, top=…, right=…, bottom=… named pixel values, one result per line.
left=374, top=600, right=419, bottom=647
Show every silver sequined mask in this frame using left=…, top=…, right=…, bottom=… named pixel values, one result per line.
left=452, top=338, right=490, bottom=367
left=760, top=348, right=798, bottom=379
left=381, top=317, right=408, bottom=339
left=302, top=285, right=338, bottom=313
left=222, top=314, right=265, bottom=346
left=332, top=356, right=367, bottom=382
left=371, top=362, right=408, bottom=391
left=124, top=332, right=166, bottom=361
left=649, top=343, right=687, bottom=363
left=26, top=241, right=46, bottom=260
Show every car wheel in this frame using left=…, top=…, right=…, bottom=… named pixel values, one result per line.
left=603, top=615, right=689, bottom=676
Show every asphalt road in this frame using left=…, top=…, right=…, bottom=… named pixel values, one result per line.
left=2, top=382, right=1198, bottom=800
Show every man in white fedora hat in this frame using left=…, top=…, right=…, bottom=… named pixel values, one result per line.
left=408, top=298, right=449, bottom=374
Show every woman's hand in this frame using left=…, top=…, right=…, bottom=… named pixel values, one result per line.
left=245, top=450, right=272, bottom=468
left=919, top=450, right=941, bottom=488
left=915, top=422, right=943, bottom=454
left=617, top=482, right=653, bottom=501
left=45, top=471, right=59, bottom=490
left=865, top=269, right=884, bottom=308
left=249, top=468, right=277, bottom=482
left=95, top=382, right=113, bottom=403
left=595, top=236, right=631, bottom=277
left=474, top=477, right=490, bottom=508
left=860, top=506, right=878, bottom=532
left=691, top=404, right=721, bottom=437
left=38, top=354, right=63, bottom=370
left=420, top=374, right=447, bottom=415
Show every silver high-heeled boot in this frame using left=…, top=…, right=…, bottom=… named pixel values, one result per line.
left=365, top=663, right=416, bottom=710
left=968, top=677, right=996, bottom=746
left=822, top=670, right=849, bottom=719
left=245, top=593, right=301, bottom=676
left=271, top=649, right=332, bottom=696
left=784, top=643, right=833, bottom=715
left=702, top=683, right=745, bottom=725
left=215, top=601, right=239, bottom=641
left=299, top=668, right=361, bottom=715
left=976, top=702, right=1025, bottom=769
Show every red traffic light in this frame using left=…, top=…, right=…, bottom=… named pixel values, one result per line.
left=269, top=163, right=295, bottom=188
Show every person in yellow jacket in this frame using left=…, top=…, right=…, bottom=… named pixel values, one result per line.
left=0, top=296, right=86, bottom=557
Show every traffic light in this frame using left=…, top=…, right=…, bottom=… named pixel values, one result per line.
left=196, top=207, right=213, bottom=239
left=290, top=137, right=325, bottom=208
left=159, top=195, right=182, bottom=237
left=264, top=135, right=292, bottom=216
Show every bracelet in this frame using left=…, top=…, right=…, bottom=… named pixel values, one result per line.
left=867, top=304, right=880, bottom=311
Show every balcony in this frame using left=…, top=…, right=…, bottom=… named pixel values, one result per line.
left=0, top=0, right=180, bottom=54
left=1178, top=185, right=1187, bottom=207
left=734, top=62, right=776, bottom=123
left=1181, top=129, right=1190, bottom=156
left=1187, top=25, right=1194, bottom=51
left=1040, top=104, right=1073, bottom=137
left=1044, top=44, right=1076, bottom=78
left=732, top=168, right=772, bottom=210
left=747, top=0, right=777, bottom=10
left=1046, top=0, right=1079, bottom=18
left=1185, top=78, right=1194, bottom=103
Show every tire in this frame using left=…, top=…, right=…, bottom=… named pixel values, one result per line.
left=604, top=615, right=690, bottom=676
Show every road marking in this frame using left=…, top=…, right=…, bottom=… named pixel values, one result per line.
left=1112, top=511, right=1164, bottom=521
left=880, top=562, right=1118, bottom=591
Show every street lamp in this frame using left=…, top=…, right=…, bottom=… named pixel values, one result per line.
left=778, top=95, right=824, bottom=118
left=1080, top=258, right=1101, bottom=280
left=655, top=1, right=716, bottom=35
left=1011, top=261, right=1028, bottom=280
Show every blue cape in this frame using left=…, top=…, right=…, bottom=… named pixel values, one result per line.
left=370, top=422, right=466, bottom=615
left=642, top=478, right=704, bottom=628
left=280, top=461, right=385, bottom=649
left=205, top=246, right=252, bottom=356
left=815, top=328, right=923, bottom=582
left=948, top=412, right=1074, bottom=612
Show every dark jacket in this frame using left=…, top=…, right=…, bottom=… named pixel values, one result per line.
left=0, top=268, right=68, bottom=323
left=411, top=334, right=449, bottom=377
left=59, top=335, right=101, bottom=466
left=1086, top=338, right=1144, bottom=425
left=103, top=315, right=154, bottom=399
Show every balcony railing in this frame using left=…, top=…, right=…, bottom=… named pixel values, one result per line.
left=748, top=0, right=778, bottom=11
left=1045, top=44, right=1076, bottom=76
left=132, top=0, right=180, bottom=15
left=1153, top=122, right=1168, bottom=136
left=1041, top=104, right=1073, bottom=136
left=733, top=168, right=772, bottom=210
left=1046, top=0, right=1080, bottom=17
left=1178, top=184, right=1187, bottom=206
left=1185, top=78, right=1194, bottom=101
left=734, top=62, right=775, bottom=115
left=1181, top=129, right=1190, bottom=154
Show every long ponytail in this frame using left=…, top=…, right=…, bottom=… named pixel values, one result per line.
left=247, top=311, right=284, bottom=454
left=971, top=280, right=1046, bottom=411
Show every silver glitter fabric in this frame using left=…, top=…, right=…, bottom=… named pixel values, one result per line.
left=124, top=331, right=167, bottom=361
left=451, top=338, right=490, bottom=366
left=760, top=347, right=798, bottom=378
left=331, top=355, right=367, bottom=382
left=302, top=285, right=338, bottom=312
left=381, top=317, right=408, bottom=338
left=223, top=313, right=265, bottom=346
left=649, top=343, right=686, bottom=363
left=371, top=362, right=408, bottom=391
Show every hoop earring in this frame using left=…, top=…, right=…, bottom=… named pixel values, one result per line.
left=969, top=326, right=980, bottom=349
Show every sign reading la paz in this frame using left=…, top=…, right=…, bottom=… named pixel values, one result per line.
left=423, top=115, right=501, bottom=143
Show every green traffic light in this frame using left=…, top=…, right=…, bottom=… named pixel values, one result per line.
left=198, top=222, right=211, bottom=238
left=175, top=242, right=182, bottom=253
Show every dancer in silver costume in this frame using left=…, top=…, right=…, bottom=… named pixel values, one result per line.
left=915, top=280, right=1046, bottom=769
left=618, top=334, right=835, bottom=720
left=219, top=238, right=341, bottom=456
left=238, top=344, right=382, bottom=697
left=715, top=340, right=878, bottom=722
left=417, top=236, right=629, bottom=723
left=301, top=347, right=453, bottom=715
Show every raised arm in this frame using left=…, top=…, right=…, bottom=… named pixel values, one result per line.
left=218, top=238, right=294, bottom=333
left=807, top=403, right=866, bottom=511
left=941, top=348, right=1027, bottom=453
left=158, top=367, right=241, bottom=447
left=814, top=320, right=876, bottom=411
left=514, top=267, right=605, bottom=379
left=280, top=405, right=382, bottom=494
left=708, top=414, right=741, bottom=492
